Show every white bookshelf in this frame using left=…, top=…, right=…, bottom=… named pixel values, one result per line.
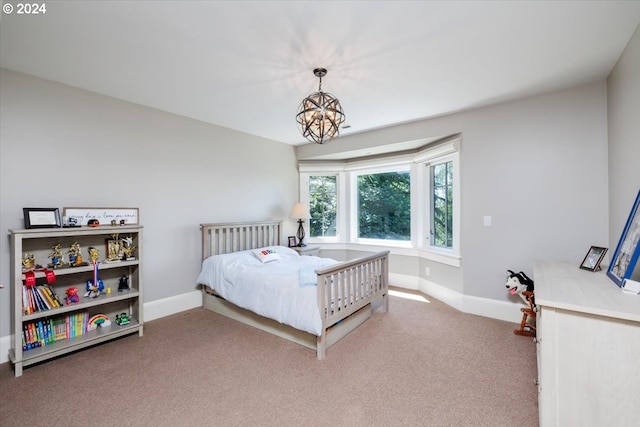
left=9, top=225, right=144, bottom=377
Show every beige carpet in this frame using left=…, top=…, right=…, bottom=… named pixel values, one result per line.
left=0, top=289, right=538, bottom=427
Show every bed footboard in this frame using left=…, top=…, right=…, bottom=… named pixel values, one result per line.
left=199, top=221, right=390, bottom=360
left=315, top=250, right=390, bottom=359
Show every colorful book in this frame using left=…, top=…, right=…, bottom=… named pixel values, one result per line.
left=30, top=287, right=46, bottom=312
left=38, top=286, right=57, bottom=308
left=35, top=287, right=52, bottom=310
left=44, top=285, right=63, bottom=307
left=22, top=286, right=31, bottom=315
left=54, top=318, right=67, bottom=341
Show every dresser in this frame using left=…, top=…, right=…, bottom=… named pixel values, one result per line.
left=534, top=261, right=640, bottom=426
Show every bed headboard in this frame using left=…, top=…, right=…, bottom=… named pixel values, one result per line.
left=200, top=221, right=282, bottom=259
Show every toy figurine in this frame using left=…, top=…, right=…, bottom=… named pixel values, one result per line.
left=65, top=287, right=80, bottom=305
left=118, top=275, right=129, bottom=292
left=85, top=279, right=104, bottom=298
left=88, top=247, right=99, bottom=264
left=115, top=312, right=131, bottom=326
left=67, top=242, right=86, bottom=267
left=22, top=253, right=36, bottom=271
left=121, top=236, right=136, bottom=260
left=85, top=247, right=104, bottom=298
left=48, top=244, right=64, bottom=268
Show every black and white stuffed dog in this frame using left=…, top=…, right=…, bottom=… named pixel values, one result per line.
left=505, top=269, right=535, bottom=309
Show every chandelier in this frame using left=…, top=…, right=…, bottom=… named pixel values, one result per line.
left=296, top=68, right=345, bottom=144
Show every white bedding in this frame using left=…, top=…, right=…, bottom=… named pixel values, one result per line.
left=196, top=246, right=338, bottom=335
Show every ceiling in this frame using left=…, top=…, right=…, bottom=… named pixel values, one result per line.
left=1, top=1, right=639, bottom=146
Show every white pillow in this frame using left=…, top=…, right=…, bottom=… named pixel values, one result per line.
left=252, top=247, right=281, bottom=263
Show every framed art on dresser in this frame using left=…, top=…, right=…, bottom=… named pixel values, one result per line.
left=607, top=190, right=640, bottom=287
left=580, top=246, right=608, bottom=272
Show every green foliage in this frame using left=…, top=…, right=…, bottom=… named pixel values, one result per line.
left=309, top=176, right=337, bottom=237
left=357, top=171, right=410, bottom=240
left=432, top=162, right=453, bottom=247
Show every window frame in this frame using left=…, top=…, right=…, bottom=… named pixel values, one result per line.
left=423, top=152, right=460, bottom=258
left=349, top=163, right=413, bottom=247
left=300, top=169, right=345, bottom=244
left=298, top=136, right=461, bottom=266
left=306, top=173, right=340, bottom=241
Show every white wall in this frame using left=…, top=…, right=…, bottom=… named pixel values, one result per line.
left=297, top=81, right=610, bottom=304
left=0, top=69, right=299, bottom=339
left=608, top=23, right=640, bottom=282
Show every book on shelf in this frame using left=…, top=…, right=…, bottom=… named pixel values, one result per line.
left=22, top=311, right=90, bottom=352
left=38, top=285, right=58, bottom=308
left=44, top=285, right=63, bottom=307
left=35, top=287, right=51, bottom=310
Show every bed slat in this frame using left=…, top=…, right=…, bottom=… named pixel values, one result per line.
left=201, top=221, right=281, bottom=257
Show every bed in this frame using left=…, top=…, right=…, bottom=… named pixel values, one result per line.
left=197, top=220, right=389, bottom=359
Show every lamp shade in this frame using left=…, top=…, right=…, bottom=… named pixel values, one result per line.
left=290, top=203, right=310, bottom=219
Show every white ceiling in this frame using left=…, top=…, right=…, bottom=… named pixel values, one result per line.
left=1, top=1, right=639, bottom=146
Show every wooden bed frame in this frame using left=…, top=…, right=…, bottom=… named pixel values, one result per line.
left=199, top=220, right=389, bottom=359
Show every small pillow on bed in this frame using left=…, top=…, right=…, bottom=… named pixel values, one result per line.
left=252, top=247, right=281, bottom=263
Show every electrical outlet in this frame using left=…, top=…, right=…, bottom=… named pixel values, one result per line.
left=425, top=267, right=430, bottom=276
left=483, top=216, right=492, bottom=226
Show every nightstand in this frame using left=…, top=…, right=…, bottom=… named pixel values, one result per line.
left=290, top=245, right=320, bottom=256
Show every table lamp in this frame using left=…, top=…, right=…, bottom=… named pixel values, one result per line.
left=290, top=203, right=310, bottom=247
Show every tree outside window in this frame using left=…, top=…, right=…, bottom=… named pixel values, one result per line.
left=431, top=161, right=453, bottom=248
left=357, top=171, right=410, bottom=240
left=309, top=175, right=337, bottom=237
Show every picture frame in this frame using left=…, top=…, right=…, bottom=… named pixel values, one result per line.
left=288, top=236, right=296, bottom=247
left=23, top=208, right=62, bottom=229
left=607, top=190, right=640, bottom=287
left=579, top=246, right=608, bottom=272
left=63, top=207, right=139, bottom=226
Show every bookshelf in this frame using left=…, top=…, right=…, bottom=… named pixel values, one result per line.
left=9, top=225, right=144, bottom=377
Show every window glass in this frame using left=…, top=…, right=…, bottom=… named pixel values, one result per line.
left=309, top=175, right=337, bottom=237
left=431, top=161, right=453, bottom=248
left=357, top=171, right=410, bottom=240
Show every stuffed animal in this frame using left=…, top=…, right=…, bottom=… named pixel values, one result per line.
left=505, top=269, right=535, bottom=308
left=505, top=269, right=536, bottom=337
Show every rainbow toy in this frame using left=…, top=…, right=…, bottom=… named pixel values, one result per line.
left=87, top=314, right=111, bottom=330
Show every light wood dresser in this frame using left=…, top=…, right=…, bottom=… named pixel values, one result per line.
left=534, top=261, right=640, bottom=426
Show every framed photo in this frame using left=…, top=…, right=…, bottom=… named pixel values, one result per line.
left=23, top=208, right=62, bottom=229
left=607, top=190, right=640, bottom=287
left=579, top=246, right=608, bottom=272
left=288, top=236, right=296, bottom=247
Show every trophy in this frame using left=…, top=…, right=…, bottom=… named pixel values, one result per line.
left=48, top=244, right=64, bottom=268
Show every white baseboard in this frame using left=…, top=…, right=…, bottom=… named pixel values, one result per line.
left=0, top=290, right=203, bottom=365
left=390, top=273, right=524, bottom=323
left=143, top=290, right=202, bottom=322
left=0, top=335, right=11, bottom=365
